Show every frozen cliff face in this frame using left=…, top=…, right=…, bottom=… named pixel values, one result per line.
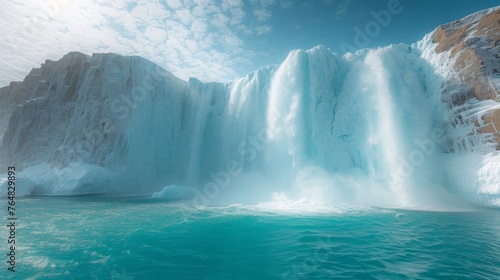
left=0, top=52, right=196, bottom=194
left=0, top=8, right=498, bottom=208
left=418, top=7, right=500, bottom=206
left=420, top=7, right=500, bottom=152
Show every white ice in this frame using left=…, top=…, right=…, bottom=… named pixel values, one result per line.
left=0, top=12, right=499, bottom=209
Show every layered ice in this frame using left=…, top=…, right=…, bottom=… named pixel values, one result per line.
left=0, top=16, right=499, bottom=208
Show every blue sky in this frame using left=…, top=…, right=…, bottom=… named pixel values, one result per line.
left=0, top=0, right=498, bottom=86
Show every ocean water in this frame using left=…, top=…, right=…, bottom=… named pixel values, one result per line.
left=2, top=196, right=500, bottom=280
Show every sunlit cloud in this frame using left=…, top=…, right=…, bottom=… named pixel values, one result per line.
left=1, top=0, right=492, bottom=87
left=0, top=0, right=274, bottom=86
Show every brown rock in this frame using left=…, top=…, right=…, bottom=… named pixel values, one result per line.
left=483, top=109, right=500, bottom=132
left=433, top=8, right=500, bottom=150
left=434, top=25, right=471, bottom=54
left=476, top=9, right=500, bottom=36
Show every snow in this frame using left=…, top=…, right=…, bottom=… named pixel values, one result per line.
left=416, top=24, right=500, bottom=207
left=0, top=15, right=499, bottom=207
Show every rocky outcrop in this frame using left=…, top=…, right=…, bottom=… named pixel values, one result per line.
left=433, top=8, right=500, bottom=149
left=0, top=51, right=234, bottom=195
left=0, top=52, right=191, bottom=173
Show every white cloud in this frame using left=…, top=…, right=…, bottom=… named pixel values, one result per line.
left=176, top=9, right=193, bottom=25
left=0, top=0, right=267, bottom=85
left=229, top=7, right=246, bottom=25
left=210, top=13, right=231, bottom=34
left=253, top=9, right=272, bottom=22
left=191, top=5, right=207, bottom=18
left=259, top=0, right=275, bottom=7
left=255, top=25, right=271, bottom=35
left=221, top=0, right=244, bottom=11
left=191, top=19, right=208, bottom=38
left=223, top=34, right=244, bottom=48
left=130, top=1, right=171, bottom=19
left=145, top=26, right=167, bottom=42
left=279, top=1, right=293, bottom=9
left=164, top=0, right=183, bottom=10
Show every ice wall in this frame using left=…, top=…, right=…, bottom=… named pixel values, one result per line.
left=0, top=40, right=498, bottom=208
left=230, top=44, right=454, bottom=208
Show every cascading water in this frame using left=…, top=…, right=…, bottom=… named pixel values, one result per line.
left=184, top=44, right=456, bottom=209
left=364, top=50, right=407, bottom=201
left=1, top=41, right=498, bottom=209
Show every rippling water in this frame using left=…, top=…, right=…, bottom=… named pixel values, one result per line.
left=3, top=196, right=500, bottom=279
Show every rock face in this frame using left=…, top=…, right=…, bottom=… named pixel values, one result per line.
left=0, top=48, right=242, bottom=195
left=0, top=52, right=200, bottom=193
left=433, top=8, right=500, bottom=149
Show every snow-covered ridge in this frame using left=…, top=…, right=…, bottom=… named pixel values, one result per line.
left=0, top=8, right=499, bottom=208
left=418, top=7, right=500, bottom=153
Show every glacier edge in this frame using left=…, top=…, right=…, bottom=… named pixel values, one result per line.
left=0, top=8, right=499, bottom=208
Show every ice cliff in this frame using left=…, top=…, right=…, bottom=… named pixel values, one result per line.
left=0, top=7, right=498, bottom=208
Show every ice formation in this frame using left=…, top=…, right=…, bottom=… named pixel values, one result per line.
left=0, top=8, right=498, bottom=208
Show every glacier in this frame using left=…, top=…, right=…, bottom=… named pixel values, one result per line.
left=0, top=9, right=499, bottom=208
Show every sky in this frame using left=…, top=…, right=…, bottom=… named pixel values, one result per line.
left=0, top=0, right=498, bottom=86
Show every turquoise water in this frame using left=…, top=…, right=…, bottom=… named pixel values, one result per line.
left=2, top=196, right=500, bottom=279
